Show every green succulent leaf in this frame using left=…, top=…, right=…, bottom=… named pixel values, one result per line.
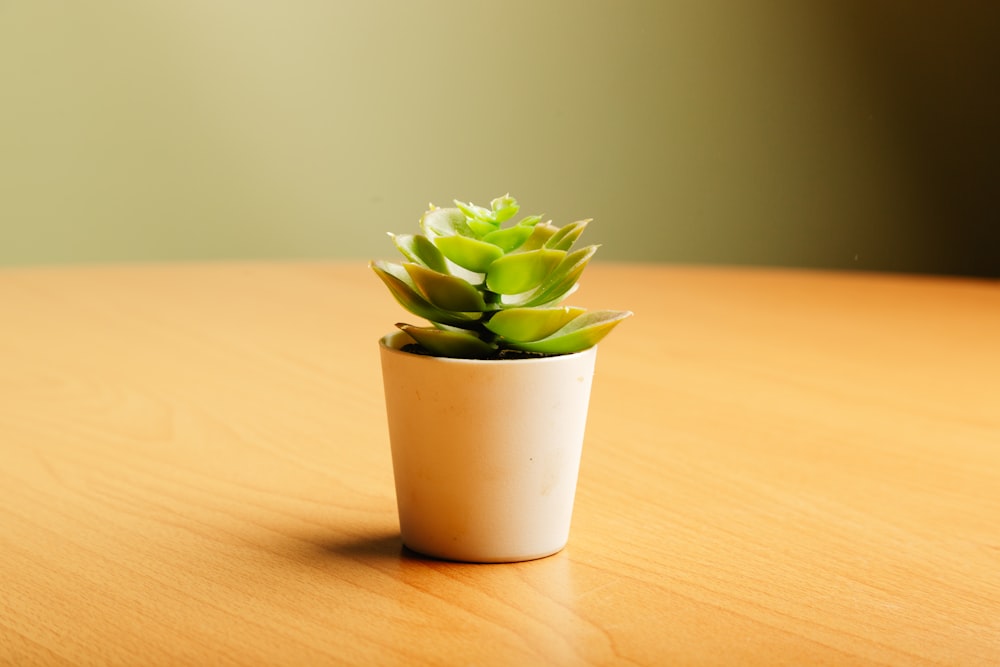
left=517, top=215, right=544, bottom=227
left=486, top=248, right=565, bottom=295
left=433, top=234, right=505, bottom=273
left=421, top=206, right=472, bottom=239
left=484, top=306, right=587, bottom=342
left=515, top=244, right=598, bottom=307
left=506, top=309, right=633, bottom=354
left=490, top=194, right=519, bottom=222
left=397, top=323, right=497, bottom=359
left=454, top=200, right=493, bottom=222
left=519, top=221, right=559, bottom=251
left=481, top=225, right=534, bottom=253
left=466, top=219, right=498, bottom=237
left=392, top=234, right=449, bottom=274
left=545, top=219, right=590, bottom=251
left=404, top=263, right=488, bottom=312
left=370, top=261, right=477, bottom=326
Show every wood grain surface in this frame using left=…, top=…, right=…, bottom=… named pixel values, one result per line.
left=1, top=262, right=998, bottom=666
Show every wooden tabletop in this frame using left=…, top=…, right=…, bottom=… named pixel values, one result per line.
left=1, top=262, right=998, bottom=666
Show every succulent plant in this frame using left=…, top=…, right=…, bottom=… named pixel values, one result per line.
left=371, top=195, right=632, bottom=359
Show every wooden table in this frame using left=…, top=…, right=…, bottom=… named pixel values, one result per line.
left=1, top=262, right=998, bottom=665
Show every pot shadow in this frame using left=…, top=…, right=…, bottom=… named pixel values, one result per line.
left=295, top=529, right=443, bottom=565
left=314, top=531, right=402, bottom=559
left=294, top=529, right=525, bottom=568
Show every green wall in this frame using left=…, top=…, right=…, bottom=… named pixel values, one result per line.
left=2, top=2, right=996, bottom=275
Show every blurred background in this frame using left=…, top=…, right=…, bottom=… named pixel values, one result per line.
left=2, top=1, right=997, bottom=276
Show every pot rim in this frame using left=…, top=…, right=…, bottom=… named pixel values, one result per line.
left=379, top=330, right=597, bottom=365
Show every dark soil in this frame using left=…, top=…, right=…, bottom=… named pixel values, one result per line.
left=400, top=344, right=556, bottom=360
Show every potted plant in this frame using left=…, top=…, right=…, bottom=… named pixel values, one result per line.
left=372, top=194, right=631, bottom=563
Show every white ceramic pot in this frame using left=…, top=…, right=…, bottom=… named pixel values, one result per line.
left=379, top=330, right=598, bottom=563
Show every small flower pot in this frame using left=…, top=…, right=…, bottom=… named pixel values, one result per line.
left=378, top=330, right=598, bottom=563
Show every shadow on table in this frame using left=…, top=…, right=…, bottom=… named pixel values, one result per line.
left=294, top=530, right=444, bottom=565
left=290, top=529, right=552, bottom=567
